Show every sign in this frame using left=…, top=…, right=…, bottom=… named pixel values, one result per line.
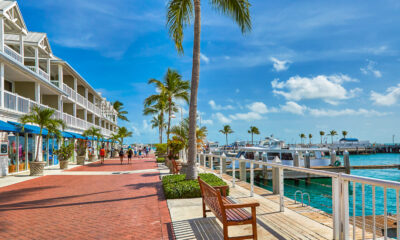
left=0, top=142, right=8, bottom=155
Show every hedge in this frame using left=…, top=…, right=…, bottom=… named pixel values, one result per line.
left=162, top=173, right=229, bottom=199
left=156, top=157, right=165, bottom=163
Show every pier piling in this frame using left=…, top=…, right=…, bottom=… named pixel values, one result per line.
left=239, top=155, right=246, bottom=181
left=221, top=153, right=227, bottom=173
left=343, top=150, right=350, bottom=174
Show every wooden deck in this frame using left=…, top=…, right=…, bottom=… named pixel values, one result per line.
left=199, top=166, right=375, bottom=239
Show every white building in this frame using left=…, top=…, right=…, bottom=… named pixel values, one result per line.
left=0, top=1, right=119, bottom=175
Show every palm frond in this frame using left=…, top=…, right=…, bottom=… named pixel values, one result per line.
left=167, top=0, right=194, bottom=54
left=211, top=0, right=252, bottom=33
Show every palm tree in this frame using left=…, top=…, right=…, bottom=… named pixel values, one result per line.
left=116, top=127, right=133, bottom=147
left=248, top=126, right=260, bottom=145
left=20, top=106, right=65, bottom=162
left=170, top=118, right=207, bottom=157
left=150, top=114, right=167, bottom=144
left=147, top=69, right=189, bottom=144
left=342, top=130, right=348, bottom=139
left=167, top=0, right=252, bottom=180
left=319, top=131, right=325, bottom=144
left=328, top=130, right=338, bottom=144
left=219, top=125, right=234, bottom=146
left=83, top=127, right=101, bottom=158
left=308, top=134, right=313, bottom=144
left=144, top=94, right=170, bottom=144
left=299, top=133, right=306, bottom=145
left=113, top=101, right=129, bottom=122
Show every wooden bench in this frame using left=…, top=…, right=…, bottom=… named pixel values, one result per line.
left=171, top=159, right=181, bottom=174
left=198, top=177, right=259, bottom=240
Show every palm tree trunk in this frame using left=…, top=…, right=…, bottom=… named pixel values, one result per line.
left=167, top=99, right=172, bottom=142
left=320, top=136, right=322, bottom=144
left=251, top=133, right=254, bottom=145
left=186, top=0, right=201, bottom=180
left=226, top=134, right=228, bottom=146
left=35, top=128, right=43, bottom=162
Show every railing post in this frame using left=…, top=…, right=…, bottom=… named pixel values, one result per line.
left=221, top=152, right=227, bottom=173
left=250, top=162, right=254, bottom=197
left=332, top=177, right=340, bottom=240
left=200, top=154, right=204, bottom=166
left=219, top=155, right=223, bottom=177
left=239, top=155, right=246, bottom=181
left=209, top=155, right=213, bottom=170
left=331, top=150, right=337, bottom=165
left=343, top=150, right=350, bottom=174
left=232, top=158, right=236, bottom=188
left=272, top=156, right=282, bottom=194
left=340, top=176, right=349, bottom=240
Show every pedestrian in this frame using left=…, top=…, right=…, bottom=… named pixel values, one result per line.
left=145, top=147, right=149, bottom=157
left=128, top=148, right=133, bottom=164
left=138, top=148, right=142, bottom=158
left=134, top=148, right=137, bottom=158
left=119, top=148, right=124, bottom=164
left=100, top=146, right=106, bottom=164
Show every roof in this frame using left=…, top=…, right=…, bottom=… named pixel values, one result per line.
left=0, top=1, right=27, bottom=34
left=339, top=138, right=358, bottom=142
left=5, top=32, right=52, bottom=54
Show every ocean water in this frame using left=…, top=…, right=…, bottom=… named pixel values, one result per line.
left=253, top=153, right=400, bottom=216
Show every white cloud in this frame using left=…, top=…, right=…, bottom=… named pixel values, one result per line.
left=370, top=84, right=400, bottom=106
left=308, top=108, right=389, bottom=117
left=247, top=102, right=269, bottom=114
left=200, top=53, right=210, bottom=64
left=272, top=74, right=361, bottom=105
left=229, top=112, right=263, bottom=121
left=280, top=101, right=307, bottom=115
left=360, top=60, right=382, bottom=78
left=209, top=100, right=234, bottom=110
left=201, top=119, right=214, bottom=125
left=213, top=112, right=232, bottom=124
left=270, top=57, right=290, bottom=72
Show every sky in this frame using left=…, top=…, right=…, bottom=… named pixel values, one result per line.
left=19, top=0, right=400, bottom=144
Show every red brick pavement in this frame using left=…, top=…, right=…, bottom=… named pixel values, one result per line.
left=0, top=156, right=173, bottom=240
left=68, top=155, right=157, bottom=172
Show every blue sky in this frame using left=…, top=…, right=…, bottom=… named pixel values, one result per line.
left=20, top=0, right=400, bottom=144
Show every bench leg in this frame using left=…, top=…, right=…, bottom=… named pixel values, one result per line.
left=252, top=220, right=257, bottom=240
left=202, top=200, right=206, bottom=218
left=223, top=225, right=228, bottom=240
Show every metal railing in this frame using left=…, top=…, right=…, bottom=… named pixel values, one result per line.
left=198, top=153, right=400, bottom=240
left=4, top=45, right=23, bottom=63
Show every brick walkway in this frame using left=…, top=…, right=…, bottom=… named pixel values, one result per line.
left=68, top=156, right=157, bottom=172
left=0, top=156, right=173, bottom=240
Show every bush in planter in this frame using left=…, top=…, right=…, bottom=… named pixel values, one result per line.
left=54, top=143, right=74, bottom=169
left=155, top=143, right=167, bottom=157
left=167, top=137, right=184, bottom=160
left=156, top=157, right=165, bottom=163
left=162, top=173, right=229, bottom=199
left=76, top=139, right=86, bottom=165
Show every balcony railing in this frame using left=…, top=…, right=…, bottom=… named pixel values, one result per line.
left=63, top=84, right=76, bottom=101
left=4, top=45, right=23, bottom=63
left=38, top=68, right=50, bottom=81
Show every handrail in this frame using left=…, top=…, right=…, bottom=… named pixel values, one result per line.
left=4, top=45, right=23, bottom=63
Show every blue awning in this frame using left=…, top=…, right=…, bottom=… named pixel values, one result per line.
left=8, top=122, right=49, bottom=135
left=64, top=131, right=86, bottom=139
left=61, top=132, right=75, bottom=138
left=0, top=120, right=19, bottom=132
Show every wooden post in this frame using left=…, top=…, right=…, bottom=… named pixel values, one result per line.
left=254, top=151, right=259, bottom=169
left=331, top=150, right=337, bottom=165
left=239, top=155, right=246, bottom=182
left=221, top=152, right=227, bottom=173
left=209, top=155, right=213, bottom=170
left=343, top=150, right=350, bottom=174
left=305, top=151, right=311, bottom=185
left=294, top=151, right=300, bottom=185
left=272, top=156, right=282, bottom=194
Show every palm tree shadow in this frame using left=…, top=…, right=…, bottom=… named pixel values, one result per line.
left=0, top=186, right=59, bottom=203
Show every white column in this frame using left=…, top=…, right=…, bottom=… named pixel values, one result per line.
left=0, top=18, right=4, bottom=52
left=34, top=47, right=39, bottom=73
left=35, top=83, right=41, bottom=104
left=84, top=109, right=87, bottom=121
left=73, top=103, right=76, bottom=117
left=73, top=78, right=77, bottom=91
left=35, top=134, right=43, bottom=162
left=46, top=59, right=50, bottom=74
left=58, top=64, right=63, bottom=87
left=58, top=95, right=63, bottom=112
left=0, top=63, right=4, bottom=108
left=85, top=88, right=88, bottom=99
left=16, top=133, right=19, bottom=172
left=24, top=133, right=28, bottom=170
left=19, top=34, right=24, bottom=61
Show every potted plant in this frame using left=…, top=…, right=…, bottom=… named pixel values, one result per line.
left=83, top=127, right=101, bottom=162
left=76, top=139, right=86, bottom=165
left=54, top=143, right=74, bottom=169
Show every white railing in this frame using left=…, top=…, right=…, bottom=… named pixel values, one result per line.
left=76, top=93, right=85, bottom=106
left=38, top=68, right=50, bottom=81
left=63, top=84, right=77, bottom=101
left=87, top=101, right=95, bottom=112
left=198, top=152, right=400, bottom=240
left=27, top=66, right=36, bottom=72
left=94, top=106, right=101, bottom=115
left=4, top=45, right=23, bottom=63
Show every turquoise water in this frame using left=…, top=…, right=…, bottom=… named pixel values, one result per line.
left=254, top=153, right=400, bottom=216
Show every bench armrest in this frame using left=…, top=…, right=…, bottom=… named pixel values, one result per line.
left=213, top=185, right=229, bottom=196
left=224, top=202, right=260, bottom=209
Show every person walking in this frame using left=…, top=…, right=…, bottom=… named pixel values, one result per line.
left=134, top=148, right=137, bottom=158
left=127, top=148, right=133, bottom=164
left=119, top=148, right=124, bottom=164
left=100, top=146, right=106, bottom=164
left=145, top=146, right=149, bottom=157
left=138, top=148, right=142, bottom=158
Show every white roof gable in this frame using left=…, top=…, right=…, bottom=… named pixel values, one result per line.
left=0, top=1, right=27, bottom=34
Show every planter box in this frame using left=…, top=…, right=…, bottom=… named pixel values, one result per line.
left=77, top=156, right=85, bottom=165
left=60, top=160, right=69, bottom=169
left=30, top=162, right=46, bottom=176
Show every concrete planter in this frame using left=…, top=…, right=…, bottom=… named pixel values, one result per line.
left=77, top=156, right=85, bottom=165
left=30, top=162, right=46, bottom=176
left=179, top=162, right=188, bottom=175
left=59, top=160, right=69, bottom=169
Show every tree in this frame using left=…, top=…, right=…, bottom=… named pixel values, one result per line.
left=20, top=106, right=65, bottom=162
left=167, top=0, right=252, bottom=180
left=219, top=125, right=234, bottom=146
left=170, top=118, right=207, bottom=157
left=83, top=127, right=101, bottom=156
left=319, top=131, right=325, bottom=144
left=299, top=133, right=306, bottom=145
left=328, top=130, right=338, bottom=144
left=150, top=114, right=167, bottom=143
left=248, top=126, right=260, bottom=145
left=144, top=94, right=170, bottom=144
left=147, top=69, right=189, bottom=144
left=113, top=101, right=129, bottom=122
left=342, top=130, right=348, bottom=139
left=308, top=133, right=312, bottom=144
left=116, top=127, right=133, bottom=146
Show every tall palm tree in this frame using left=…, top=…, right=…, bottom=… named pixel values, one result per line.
left=170, top=118, right=207, bottom=156
left=319, top=131, right=325, bottom=144
left=308, top=133, right=313, bottom=144
left=342, top=130, right=348, bottom=139
left=299, top=133, right=306, bottom=145
left=150, top=114, right=167, bottom=143
left=117, top=127, right=133, bottom=147
left=219, top=125, right=234, bottom=146
left=167, top=0, right=252, bottom=180
left=144, top=94, right=170, bottom=144
left=248, top=126, right=260, bottom=145
left=83, top=127, right=101, bottom=156
left=147, top=69, right=189, bottom=144
left=328, top=130, right=338, bottom=144
left=113, top=101, right=129, bottom=122
left=20, top=106, right=65, bottom=162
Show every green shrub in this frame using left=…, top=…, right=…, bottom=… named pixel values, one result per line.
left=162, top=173, right=229, bottom=199
left=155, top=144, right=167, bottom=156
left=156, top=157, right=165, bottom=163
